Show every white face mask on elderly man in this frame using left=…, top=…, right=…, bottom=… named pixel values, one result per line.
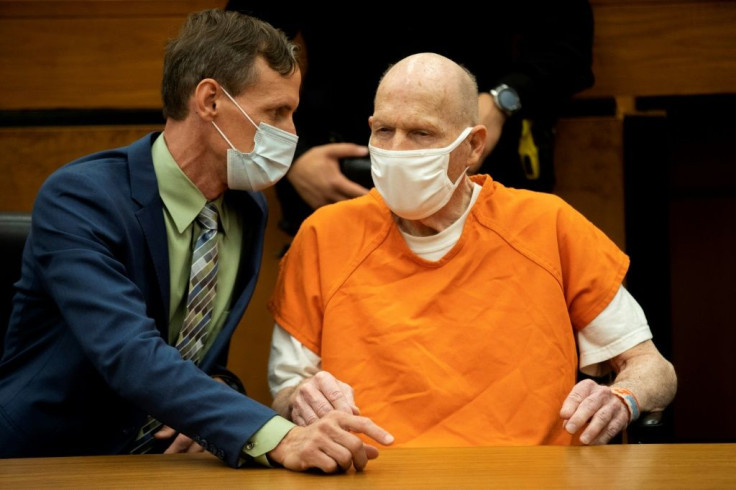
left=369, top=127, right=473, bottom=220
left=211, top=87, right=298, bottom=192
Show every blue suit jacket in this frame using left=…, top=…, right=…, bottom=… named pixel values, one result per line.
left=0, top=133, right=277, bottom=466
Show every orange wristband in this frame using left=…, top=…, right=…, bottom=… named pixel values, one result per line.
left=610, top=386, right=640, bottom=423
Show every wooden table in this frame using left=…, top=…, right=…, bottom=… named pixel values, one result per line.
left=1, top=444, right=734, bottom=489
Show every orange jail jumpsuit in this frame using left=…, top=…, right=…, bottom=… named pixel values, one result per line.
left=269, top=175, right=629, bottom=447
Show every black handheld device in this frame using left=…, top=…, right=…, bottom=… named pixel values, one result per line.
left=339, top=157, right=374, bottom=189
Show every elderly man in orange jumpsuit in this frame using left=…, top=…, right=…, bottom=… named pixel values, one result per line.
left=267, top=52, right=677, bottom=447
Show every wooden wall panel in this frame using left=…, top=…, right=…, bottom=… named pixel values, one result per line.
left=585, top=1, right=736, bottom=97
left=0, top=0, right=226, bottom=110
left=0, top=17, right=181, bottom=110
left=0, top=1, right=225, bottom=17
left=0, top=126, right=161, bottom=211
left=554, top=117, right=625, bottom=250
left=2, top=0, right=733, bottom=110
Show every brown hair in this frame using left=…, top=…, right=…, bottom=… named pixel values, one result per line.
left=162, top=9, right=299, bottom=120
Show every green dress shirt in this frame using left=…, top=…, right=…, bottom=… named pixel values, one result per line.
left=152, top=133, right=293, bottom=466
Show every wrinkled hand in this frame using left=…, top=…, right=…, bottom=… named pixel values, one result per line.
left=268, top=410, right=394, bottom=473
left=559, top=379, right=630, bottom=445
left=154, top=425, right=205, bottom=454
left=475, top=93, right=507, bottom=172
left=290, top=371, right=359, bottom=426
left=287, top=143, right=370, bottom=209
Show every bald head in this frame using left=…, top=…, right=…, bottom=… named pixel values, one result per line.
left=368, top=53, right=486, bottom=228
left=374, top=53, right=479, bottom=132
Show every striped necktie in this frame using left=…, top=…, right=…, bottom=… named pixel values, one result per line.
left=129, top=202, right=219, bottom=454
left=176, top=202, right=219, bottom=363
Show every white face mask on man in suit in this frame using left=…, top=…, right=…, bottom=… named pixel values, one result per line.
left=211, top=87, right=299, bottom=192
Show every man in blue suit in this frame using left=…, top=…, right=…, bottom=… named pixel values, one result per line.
left=0, top=9, right=391, bottom=472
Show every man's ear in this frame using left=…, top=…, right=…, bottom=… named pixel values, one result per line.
left=193, top=78, right=219, bottom=121
left=467, top=124, right=488, bottom=171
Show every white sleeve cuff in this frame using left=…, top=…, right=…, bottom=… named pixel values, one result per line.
left=577, top=285, right=653, bottom=377
left=267, top=323, right=321, bottom=398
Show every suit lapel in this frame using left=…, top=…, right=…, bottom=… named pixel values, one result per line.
left=128, top=133, right=171, bottom=334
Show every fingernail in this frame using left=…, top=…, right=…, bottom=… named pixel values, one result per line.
left=566, top=423, right=577, bottom=433
left=384, top=434, right=394, bottom=444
